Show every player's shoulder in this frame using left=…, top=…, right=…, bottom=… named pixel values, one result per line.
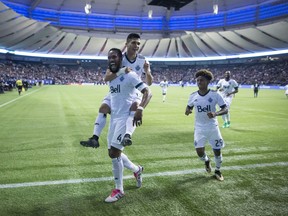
left=210, top=89, right=217, bottom=93
left=190, top=90, right=198, bottom=97
left=137, top=54, right=146, bottom=60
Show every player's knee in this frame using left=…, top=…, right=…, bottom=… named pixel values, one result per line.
left=196, top=148, right=205, bottom=158
left=108, top=147, right=121, bottom=158
left=99, top=103, right=111, bottom=114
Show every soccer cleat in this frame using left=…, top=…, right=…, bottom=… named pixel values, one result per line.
left=214, top=170, right=224, bottom=181
left=134, top=165, right=144, bottom=188
left=80, top=136, right=99, bottom=148
left=222, top=122, right=228, bottom=128
left=105, top=189, right=124, bottom=203
left=121, top=134, right=132, bottom=146
left=227, top=121, right=231, bottom=128
left=205, top=159, right=212, bottom=173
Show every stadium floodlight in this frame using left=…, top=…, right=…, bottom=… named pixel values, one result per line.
left=2, top=49, right=287, bottom=61
left=84, top=3, right=91, bottom=14
left=213, top=0, right=218, bottom=15
left=148, top=10, right=153, bottom=18
left=0, top=49, right=8, bottom=54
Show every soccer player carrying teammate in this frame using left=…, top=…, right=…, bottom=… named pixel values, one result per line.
left=104, top=48, right=152, bottom=202
left=185, top=69, right=227, bottom=181
left=80, top=33, right=153, bottom=148
left=216, top=71, right=238, bottom=128
left=160, top=77, right=169, bottom=102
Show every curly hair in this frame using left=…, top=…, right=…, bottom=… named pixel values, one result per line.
left=195, top=69, right=214, bottom=81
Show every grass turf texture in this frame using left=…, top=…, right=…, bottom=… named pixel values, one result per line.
left=0, top=85, right=287, bottom=216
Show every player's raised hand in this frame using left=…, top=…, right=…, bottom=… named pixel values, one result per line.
left=144, top=61, right=150, bottom=72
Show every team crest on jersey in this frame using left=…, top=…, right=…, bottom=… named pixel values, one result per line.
left=208, top=97, right=213, bottom=103
left=120, top=76, right=124, bottom=82
left=135, top=65, right=141, bottom=71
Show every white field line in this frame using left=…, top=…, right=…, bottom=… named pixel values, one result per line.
left=0, top=162, right=287, bottom=189
left=0, top=88, right=42, bottom=108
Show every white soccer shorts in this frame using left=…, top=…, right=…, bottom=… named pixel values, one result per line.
left=223, top=96, right=233, bottom=110
left=194, top=126, right=225, bottom=150
left=102, top=93, right=111, bottom=107
left=107, top=116, right=127, bottom=151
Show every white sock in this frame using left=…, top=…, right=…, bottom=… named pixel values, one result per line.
left=199, top=153, right=209, bottom=162
left=125, top=111, right=136, bottom=136
left=222, top=114, right=227, bottom=123
left=163, top=95, right=166, bottom=101
left=121, top=153, right=138, bottom=172
left=214, top=154, right=223, bottom=170
left=93, top=113, right=107, bottom=137
left=112, top=157, right=124, bottom=193
left=227, top=112, right=230, bottom=122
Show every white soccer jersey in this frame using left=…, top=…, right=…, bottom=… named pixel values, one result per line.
left=109, top=71, right=147, bottom=117
left=160, top=80, right=168, bottom=94
left=160, top=81, right=168, bottom=89
left=122, top=53, right=147, bottom=78
left=217, top=78, right=238, bottom=98
left=187, top=90, right=226, bottom=128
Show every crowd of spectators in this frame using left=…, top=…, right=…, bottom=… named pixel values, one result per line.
left=152, top=59, right=288, bottom=86
left=1, top=57, right=288, bottom=94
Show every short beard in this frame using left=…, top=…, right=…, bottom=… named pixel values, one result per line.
left=109, top=64, right=120, bottom=73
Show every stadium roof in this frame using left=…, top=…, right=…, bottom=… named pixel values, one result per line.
left=0, top=0, right=287, bottom=60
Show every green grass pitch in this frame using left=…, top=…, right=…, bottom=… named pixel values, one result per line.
left=0, top=85, right=287, bottom=216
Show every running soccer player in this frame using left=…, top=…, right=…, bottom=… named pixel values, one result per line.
left=185, top=69, right=227, bottom=181
left=16, top=78, right=23, bottom=96
left=216, top=71, right=238, bottom=128
left=80, top=33, right=153, bottom=148
left=104, top=48, right=152, bottom=203
left=160, top=77, right=169, bottom=102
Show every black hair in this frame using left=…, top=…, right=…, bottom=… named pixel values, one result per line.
left=126, top=33, right=141, bottom=42
left=108, top=48, right=123, bottom=59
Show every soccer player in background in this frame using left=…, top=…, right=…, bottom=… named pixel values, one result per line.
left=185, top=69, right=227, bottom=181
left=104, top=48, right=152, bottom=202
left=160, top=77, right=169, bottom=102
left=216, top=71, right=238, bottom=128
left=80, top=33, right=153, bottom=148
left=285, top=84, right=288, bottom=98
left=16, top=78, right=23, bottom=96
left=253, top=80, right=260, bottom=98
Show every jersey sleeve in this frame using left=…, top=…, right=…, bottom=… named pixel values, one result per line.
left=233, top=79, right=239, bottom=88
left=129, top=71, right=147, bottom=92
left=187, top=93, right=196, bottom=107
left=216, top=79, right=222, bottom=88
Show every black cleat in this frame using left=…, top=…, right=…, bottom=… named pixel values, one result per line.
left=80, top=135, right=99, bottom=148
left=205, top=159, right=212, bottom=173
left=214, top=170, right=224, bottom=181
